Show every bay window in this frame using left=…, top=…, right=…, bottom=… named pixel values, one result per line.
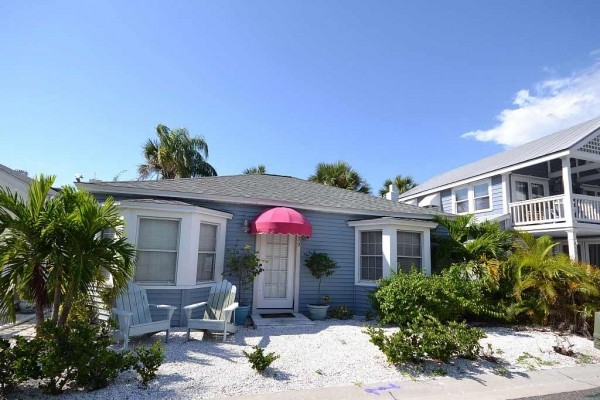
left=359, top=231, right=383, bottom=281
left=397, top=231, right=422, bottom=273
left=350, top=219, right=436, bottom=285
left=135, top=218, right=180, bottom=285
left=197, top=223, right=218, bottom=283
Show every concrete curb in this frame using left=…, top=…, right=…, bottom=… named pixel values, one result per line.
left=221, top=365, right=600, bottom=400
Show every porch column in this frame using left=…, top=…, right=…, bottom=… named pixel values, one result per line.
left=566, top=229, right=578, bottom=261
left=562, top=156, right=575, bottom=226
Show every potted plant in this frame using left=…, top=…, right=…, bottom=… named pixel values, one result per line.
left=304, top=251, right=338, bottom=320
left=223, top=245, right=264, bottom=325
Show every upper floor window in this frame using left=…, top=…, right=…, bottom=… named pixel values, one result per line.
left=453, top=180, right=492, bottom=214
left=136, top=218, right=180, bottom=285
left=511, top=175, right=548, bottom=202
left=359, top=231, right=383, bottom=281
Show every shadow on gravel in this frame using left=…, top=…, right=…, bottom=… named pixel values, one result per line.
left=395, top=358, right=529, bottom=384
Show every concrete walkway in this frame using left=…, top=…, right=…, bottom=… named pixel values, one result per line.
left=223, top=365, right=600, bottom=400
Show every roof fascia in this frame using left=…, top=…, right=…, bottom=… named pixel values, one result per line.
left=399, top=150, right=571, bottom=201
left=77, top=183, right=439, bottom=220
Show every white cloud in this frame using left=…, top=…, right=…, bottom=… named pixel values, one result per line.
left=462, top=60, right=600, bottom=147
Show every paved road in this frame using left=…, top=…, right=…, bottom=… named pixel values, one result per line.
left=514, top=388, right=600, bottom=400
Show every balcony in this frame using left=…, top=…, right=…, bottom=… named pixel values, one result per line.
left=510, top=194, right=600, bottom=226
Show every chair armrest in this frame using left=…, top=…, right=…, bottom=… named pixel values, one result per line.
left=112, top=308, right=132, bottom=333
left=183, top=302, right=207, bottom=311
left=223, top=302, right=239, bottom=312
left=149, top=304, right=177, bottom=310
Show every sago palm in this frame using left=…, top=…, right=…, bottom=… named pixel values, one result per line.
left=432, top=214, right=514, bottom=268
left=379, top=175, right=417, bottom=197
left=506, top=232, right=599, bottom=325
left=308, top=161, right=371, bottom=194
left=138, top=124, right=217, bottom=179
left=0, top=175, right=56, bottom=324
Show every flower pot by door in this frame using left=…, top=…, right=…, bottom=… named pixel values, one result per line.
left=235, top=305, right=251, bottom=325
left=307, top=304, right=329, bottom=320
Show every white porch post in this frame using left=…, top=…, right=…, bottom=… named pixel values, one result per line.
left=566, top=229, right=578, bottom=261
left=562, top=156, right=575, bottom=227
left=562, top=156, right=578, bottom=261
left=382, top=227, right=396, bottom=277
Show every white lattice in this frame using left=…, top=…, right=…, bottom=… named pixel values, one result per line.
left=579, top=133, right=600, bottom=155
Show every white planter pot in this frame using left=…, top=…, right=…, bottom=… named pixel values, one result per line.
left=307, top=304, right=329, bottom=320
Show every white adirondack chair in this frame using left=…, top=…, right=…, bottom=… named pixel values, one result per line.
left=185, top=280, right=239, bottom=342
left=112, top=283, right=177, bottom=350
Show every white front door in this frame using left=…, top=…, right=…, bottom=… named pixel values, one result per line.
left=255, top=234, right=295, bottom=309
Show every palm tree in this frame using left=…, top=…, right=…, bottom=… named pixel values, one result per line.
left=138, top=124, right=217, bottom=179
left=432, top=214, right=515, bottom=268
left=505, top=232, right=600, bottom=325
left=379, top=175, right=417, bottom=197
left=243, top=165, right=266, bottom=175
left=51, top=189, right=135, bottom=325
left=308, top=161, right=371, bottom=194
left=0, top=175, right=56, bottom=325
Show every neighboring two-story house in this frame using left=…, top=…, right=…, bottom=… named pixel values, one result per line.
left=398, top=117, right=600, bottom=266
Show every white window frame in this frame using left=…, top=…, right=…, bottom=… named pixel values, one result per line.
left=135, top=217, right=181, bottom=286
left=196, top=222, right=219, bottom=284
left=117, top=201, right=232, bottom=289
left=510, top=174, right=549, bottom=203
left=358, top=230, right=384, bottom=282
left=349, top=219, right=437, bottom=286
left=452, top=179, right=493, bottom=214
left=396, top=230, right=423, bottom=273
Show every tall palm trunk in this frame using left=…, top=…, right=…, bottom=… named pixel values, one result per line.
left=51, top=285, right=61, bottom=323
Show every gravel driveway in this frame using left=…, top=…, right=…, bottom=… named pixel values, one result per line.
left=11, top=320, right=600, bottom=399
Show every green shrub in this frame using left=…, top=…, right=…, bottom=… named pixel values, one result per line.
left=243, top=346, right=280, bottom=372
left=370, top=265, right=503, bottom=326
left=365, top=316, right=485, bottom=363
left=7, top=318, right=165, bottom=394
left=329, top=305, right=354, bottom=320
left=133, top=342, right=165, bottom=386
left=0, top=339, right=19, bottom=396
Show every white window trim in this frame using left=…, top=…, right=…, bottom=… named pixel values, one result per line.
left=510, top=174, right=549, bottom=202
left=119, top=202, right=232, bottom=288
left=135, top=216, right=181, bottom=286
left=396, top=230, right=423, bottom=272
left=452, top=179, right=493, bottom=214
left=349, top=219, right=436, bottom=286
left=196, top=222, right=219, bottom=284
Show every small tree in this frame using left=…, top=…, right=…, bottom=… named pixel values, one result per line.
left=223, top=245, right=264, bottom=305
left=304, top=251, right=338, bottom=305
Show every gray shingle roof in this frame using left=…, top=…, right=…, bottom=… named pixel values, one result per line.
left=78, top=174, right=443, bottom=217
left=400, top=116, right=600, bottom=198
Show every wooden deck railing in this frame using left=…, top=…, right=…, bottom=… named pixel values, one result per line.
left=510, top=195, right=566, bottom=226
left=510, top=194, right=600, bottom=226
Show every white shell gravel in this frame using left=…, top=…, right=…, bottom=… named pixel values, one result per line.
left=12, top=320, right=600, bottom=399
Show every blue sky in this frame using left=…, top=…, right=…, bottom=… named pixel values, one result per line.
left=1, top=1, right=599, bottom=190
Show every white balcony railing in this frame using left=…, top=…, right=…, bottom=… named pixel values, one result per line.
left=573, top=194, right=600, bottom=223
left=510, top=195, right=566, bottom=226
left=510, top=194, right=600, bottom=226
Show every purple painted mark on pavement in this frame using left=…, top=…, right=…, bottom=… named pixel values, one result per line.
left=364, top=383, right=401, bottom=395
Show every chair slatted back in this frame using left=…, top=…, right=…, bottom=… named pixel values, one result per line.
left=204, top=280, right=236, bottom=321
left=115, top=283, right=153, bottom=325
